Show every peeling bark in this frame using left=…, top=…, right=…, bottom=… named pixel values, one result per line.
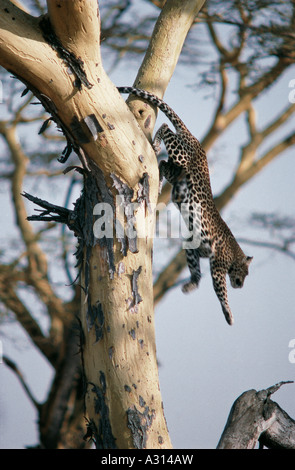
left=1, top=0, right=294, bottom=450
left=0, top=0, right=175, bottom=448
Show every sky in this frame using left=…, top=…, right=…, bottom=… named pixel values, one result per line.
left=0, top=0, right=295, bottom=450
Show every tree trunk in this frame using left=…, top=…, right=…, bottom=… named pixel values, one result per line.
left=1, top=0, right=294, bottom=450
left=0, top=0, right=204, bottom=449
left=0, top=0, right=207, bottom=449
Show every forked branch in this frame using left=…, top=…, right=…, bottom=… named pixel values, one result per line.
left=217, top=381, right=295, bottom=449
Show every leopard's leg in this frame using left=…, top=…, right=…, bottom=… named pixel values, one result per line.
left=154, top=124, right=190, bottom=192
left=158, top=160, right=167, bottom=193
left=210, top=259, right=234, bottom=325
left=153, top=123, right=169, bottom=155
left=173, top=179, right=202, bottom=293
left=181, top=185, right=202, bottom=251
left=158, top=159, right=181, bottom=193
left=172, top=179, right=188, bottom=208
left=182, top=248, right=201, bottom=293
left=154, top=124, right=189, bottom=170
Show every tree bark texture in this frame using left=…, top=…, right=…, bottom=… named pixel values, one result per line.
left=0, top=0, right=162, bottom=449
left=217, top=382, right=295, bottom=449
left=126, top=0, right=206, bottom=141
left=0, top=0, right=207, bottom=449
left=1, top=0, right=295, bottom=450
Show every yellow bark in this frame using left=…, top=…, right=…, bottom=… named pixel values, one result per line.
left=0, top=0, right=206, bottom=448
left=0, top=0, right=171, bottom=448
left=126, top=0, right=206, bottom=141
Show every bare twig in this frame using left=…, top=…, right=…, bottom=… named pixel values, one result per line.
left=237, top=238, right=295, bottom=261
left=3, top=356, right=40, bottom=410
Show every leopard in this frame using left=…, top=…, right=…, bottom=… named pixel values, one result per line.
left=118, top=86, right=253, bottom=325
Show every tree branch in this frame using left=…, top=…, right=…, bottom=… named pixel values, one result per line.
left=0, top=265, right=57, bottom=363
left=0, top=121, right=72, bottom=351
left=237, top=237, right=295, bottom=261
left=124, top=0, right=206, bottom=141
left=38, top=320, right=81, bottom=449
left=0, top=0, right=178, bottom=448
left=216, top=129, right=295, bottom=209
left=154, top=250, right=186, bottom=305
left=3, top=355, right=40, bottom=410
left=0, top=0, right=154, bottom=190
left=0, top=123, right=48, bottom=276
left=217, top=382, right=295, bottom=449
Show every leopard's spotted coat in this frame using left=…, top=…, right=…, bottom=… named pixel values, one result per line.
left=118, top=86, right=253, bottom=325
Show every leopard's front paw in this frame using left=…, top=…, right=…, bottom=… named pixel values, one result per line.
left=182, top=280, right=199, bottom=294
left=153, top=142, right=162, bottom=156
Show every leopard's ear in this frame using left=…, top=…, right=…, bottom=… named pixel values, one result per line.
left=246, top=256, right=253, bottom=266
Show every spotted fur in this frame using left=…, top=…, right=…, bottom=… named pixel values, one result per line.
left=118, top=86, right=253, bottom=325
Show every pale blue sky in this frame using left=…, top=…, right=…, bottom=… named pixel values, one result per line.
left=0, top=0, right=295, bottom=449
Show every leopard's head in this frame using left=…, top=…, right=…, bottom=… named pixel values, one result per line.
left=228, top=256, right=253, bottom=288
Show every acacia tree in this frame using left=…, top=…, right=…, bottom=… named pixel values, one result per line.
left=0, top=0, right=295, bottom=449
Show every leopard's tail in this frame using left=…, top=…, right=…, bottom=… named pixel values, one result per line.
left=117, top=86, right=188, bottom=134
